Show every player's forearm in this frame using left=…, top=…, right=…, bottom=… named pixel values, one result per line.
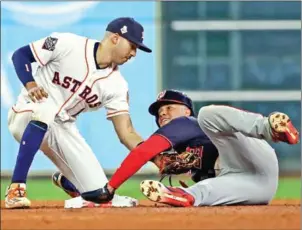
left=119, top=130, right=144, bottom=150
left=109, top=135, right=171, bottom=189
left=12, top=45, right=36, bottom=87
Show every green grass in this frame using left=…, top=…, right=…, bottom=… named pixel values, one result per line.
left=1, top=177, right=300, bottom=200
left=274, top=178, right=301, bottom=199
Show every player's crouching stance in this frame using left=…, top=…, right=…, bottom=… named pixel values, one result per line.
left=83, top=89, right=299, bottom=207
left=5, top=17, right=152, bottom=209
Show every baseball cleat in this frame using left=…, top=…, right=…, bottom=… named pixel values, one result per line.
left=140, top=180, right=194, bottom=207
left=64, top=195, right=138, bottom=208
left=52, top=172, right=80, bottom=198
left=5, top=183, right=31, bottom=209
left=269, top=112, right=300, bottom=144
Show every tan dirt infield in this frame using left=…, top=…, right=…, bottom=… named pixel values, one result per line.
left=1, top=200, right=300, bottom=229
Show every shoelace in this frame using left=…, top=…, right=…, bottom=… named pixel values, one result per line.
left=7, top=187, right=26, bottom=198
left=159, top=168, right=222, bottom=188
left=159, top=174, right=189, bottom=188
left=159, top=174, right=172, bottom=186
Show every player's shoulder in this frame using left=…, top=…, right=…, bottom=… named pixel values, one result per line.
left=170, top=116, right=199, bottom=126
left=155, top=116, right=210, bottom=145
left=155, top=116, right=199, bottom=133
left=157, top=116, right=204, bottom=136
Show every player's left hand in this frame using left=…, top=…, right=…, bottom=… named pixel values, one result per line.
left=26, top=81, right=48, bottom=103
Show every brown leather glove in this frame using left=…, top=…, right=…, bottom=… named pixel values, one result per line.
left=154, top=151, right=202, bottom=175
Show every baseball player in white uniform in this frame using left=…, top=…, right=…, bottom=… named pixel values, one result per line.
left=5, top=17, right=152, bottom=209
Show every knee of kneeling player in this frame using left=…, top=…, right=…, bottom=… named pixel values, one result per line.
left=197, top=105, right=217, bottom=127
left=81, top=189, right=105, bottom=204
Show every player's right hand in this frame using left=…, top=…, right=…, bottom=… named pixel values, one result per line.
left=25, top=81, right=48, bottom=103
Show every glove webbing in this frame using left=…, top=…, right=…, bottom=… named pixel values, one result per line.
left=159, top=167, right=222, bottom=188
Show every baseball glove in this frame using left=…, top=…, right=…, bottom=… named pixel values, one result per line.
left=152, top=145, right=219, bottom=187
left=152, top=150, right=202, bottom=187
left=156, top=150, right=202, bottom=175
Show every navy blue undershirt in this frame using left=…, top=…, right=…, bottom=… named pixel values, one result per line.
left=93, top=42, right=101, bottom=70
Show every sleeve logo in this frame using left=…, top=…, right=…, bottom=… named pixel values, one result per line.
left=42, top=37, right=58, bottom=51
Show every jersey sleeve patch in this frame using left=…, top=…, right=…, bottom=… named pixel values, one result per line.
left=42, top=37, right=58, bottom=51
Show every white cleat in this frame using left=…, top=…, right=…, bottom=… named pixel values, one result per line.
left=5, top=183, right=31, bottom=209
left=111, top=194, right=139, bottom=207
left=64, top=194, right=138, bottom=209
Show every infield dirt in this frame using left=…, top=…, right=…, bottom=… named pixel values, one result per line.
left=1, top=200, right=300, bottom=229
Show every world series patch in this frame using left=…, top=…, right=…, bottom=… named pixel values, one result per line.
left=42, top=37, right=58, bottom=51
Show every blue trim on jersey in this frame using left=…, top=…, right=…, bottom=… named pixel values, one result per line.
left=93, top=42, right=101, bottom=70
left=12, top=45, right=36, bottom=86
left=94, top=42, right=113, bottom=70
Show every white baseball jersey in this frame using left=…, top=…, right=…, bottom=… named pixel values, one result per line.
left=9, top=32, right=132, bottom=193
left=17, top=32, right=129, bottom=121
